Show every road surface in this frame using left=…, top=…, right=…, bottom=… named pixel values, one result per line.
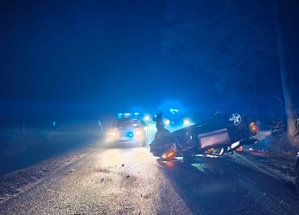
left=1, top=135, right=299, bottom=214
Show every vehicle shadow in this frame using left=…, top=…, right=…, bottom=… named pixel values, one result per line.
left=156, top=156, right=299, bottom=215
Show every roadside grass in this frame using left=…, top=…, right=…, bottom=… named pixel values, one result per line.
left=263, top=133, right=299, bottom=159
left=0, top=128, right=59, bottom=160
left=0, top=123, right=102, bottom=176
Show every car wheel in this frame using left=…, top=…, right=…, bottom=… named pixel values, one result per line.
left=229, top=113, right=243, bottom=129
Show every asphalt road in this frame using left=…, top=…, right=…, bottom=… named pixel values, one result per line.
left=1, top=138, right=299, bottom=215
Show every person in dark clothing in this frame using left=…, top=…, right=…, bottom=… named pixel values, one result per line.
left=155, top=110, right=164, bottom=130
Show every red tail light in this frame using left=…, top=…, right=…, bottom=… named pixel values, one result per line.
left=162, top=150, right=176, bottom=160
left=167, top=151, right=175, bottom=158
left=249, top=122, right=258, bottom=133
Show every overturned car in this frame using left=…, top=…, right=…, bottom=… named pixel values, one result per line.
left=150, top=113, right=258, bottom=160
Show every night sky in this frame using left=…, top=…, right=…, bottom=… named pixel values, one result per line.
left=0, top=1, right=204, bottom=107
left=1, top=0, right=298, bottom=126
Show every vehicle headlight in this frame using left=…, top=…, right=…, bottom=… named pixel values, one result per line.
left=109, top=130, right=118, bottom=137
left=183, top=119, right=190, bottom=125
left=135, top=129, right=143, bottom=136
left=143, top=115, right=150, bottom=122
left=165, top=119, right=170, bottom=125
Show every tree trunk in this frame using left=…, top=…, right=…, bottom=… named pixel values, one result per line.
left=274, top=0, right=296, bottom=137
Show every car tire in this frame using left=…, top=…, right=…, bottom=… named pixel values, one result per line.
left=229, top=113, right=243, bottom=130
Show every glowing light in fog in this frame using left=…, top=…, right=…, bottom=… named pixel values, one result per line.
left=170, top=108, right=179, bottom=114
left=110, top=131, right=117, bottom=137
left=183, top=119, right=190, bottom=125
left=135, top=130, right=142, bottom=136
left=126, top=132, right=133, bottom=137
left=144, top=115, right=150, bottom=121
left=165, top=119, right=170, bottom=125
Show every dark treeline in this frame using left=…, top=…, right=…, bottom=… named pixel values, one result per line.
left=161, top=0, right=299, bottom=134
